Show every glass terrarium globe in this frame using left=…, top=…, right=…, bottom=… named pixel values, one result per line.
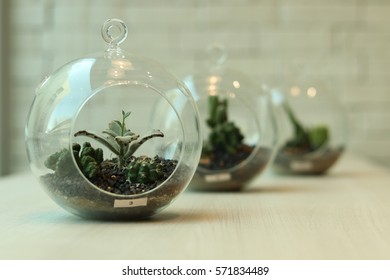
left=25, top=19, right=201, bottom=220
left=271, top=79, right=346, bottom=175
left=184, top=45, right=277, bottom=191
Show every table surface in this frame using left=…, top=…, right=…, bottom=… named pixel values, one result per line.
left=1, top=154, right=390, bottom=260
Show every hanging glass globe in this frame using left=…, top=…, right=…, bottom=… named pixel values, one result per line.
left=271, top=78, right=346, bottom=175
left=25, top=19, right=202, bottom=219
left=184, top=44, right=278, bottom=191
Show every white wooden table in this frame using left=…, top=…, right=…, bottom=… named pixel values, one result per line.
left=1, top=154, right=389, bottom=260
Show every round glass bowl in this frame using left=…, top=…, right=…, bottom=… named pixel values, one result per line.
left=271, top=80, right=346, bottom=175
left=25, top=19, right=202, bottom=220
left=184, top=45, right=277, bottom=191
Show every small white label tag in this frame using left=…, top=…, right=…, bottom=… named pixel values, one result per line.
left=205, top=173, right=232, bottom=182
left=290, top=160, right=313, bottom=171
left=114, top=198, right=148, bottom=208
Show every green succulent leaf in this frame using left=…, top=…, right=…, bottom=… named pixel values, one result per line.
left=123, top=111, right=131, bottom=119
left=123, top=130, right=136, bottom=137
left=74, top=130, right=119, bottom=155
left=309, top=125, right=329, bottom=149
left=115, top=134, right=140, bottom=146
left=108, top=121, right=122, bottom=136
left=102, top=129, right=118, bottom=138
left=125, top=130, right=164, bottom=158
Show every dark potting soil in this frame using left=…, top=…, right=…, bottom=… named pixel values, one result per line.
left=42, top=156, right=178, bottom=196
left=199, top=144, right=254, bottom=170
left=40, top=157, right=189, bottom=220
left=191, top=147, right=272, bottom=191
left=91, top=157, right=178, bottom=195
left=274, top=146, right=344, bottom=175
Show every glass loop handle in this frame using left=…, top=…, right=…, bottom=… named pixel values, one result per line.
left=101, top=19, right=128, bottom=48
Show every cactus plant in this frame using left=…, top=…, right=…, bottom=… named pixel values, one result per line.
left=126, top=155, right=171, bottom=184
left=74, top=110, right=164, bottom=168
left=203, top=95, right=244, bottom=155
left=74, top=142, right=104, bottom=179
left=283, top=102, right=329, bottom=152
left=198, top=95, right=252, bottom=171
left=44, top=148, right=73, bottom=177
left=44, top=142, right=103, bottom=179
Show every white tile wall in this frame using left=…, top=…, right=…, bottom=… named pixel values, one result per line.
left=0, top=0, right=7, bottom=175
left=5, top=0, right=390, bottom=172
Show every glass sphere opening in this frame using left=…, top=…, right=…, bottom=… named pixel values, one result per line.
left=71, top=83, right=184, bottom=197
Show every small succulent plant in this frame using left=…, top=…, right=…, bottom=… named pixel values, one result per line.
left=74, top=142, right=104, bottom=179
left=44, top=110, right=172, bottom=196
left=74, top=110, right=164, bottom=168
left=203, top=95, right=244, bottom=155
left=283, top=102, right=329, bottom=151
left=44, top=142, right=103, bottom=179
left=44, top=148, right=73, bottom=177
left=126, top=155, right=168, bottom=184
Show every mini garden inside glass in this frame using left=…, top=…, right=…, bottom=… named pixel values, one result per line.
left=185, top=45, right=277, bottom=191
left=25, top=19, right=201, bottom=219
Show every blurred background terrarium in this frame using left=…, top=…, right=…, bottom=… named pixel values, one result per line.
left=271, top=77, right=347, bottom=175
left=25, top=19, right=202, bottom=220
left=184, top=45, right=278, bottom=191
